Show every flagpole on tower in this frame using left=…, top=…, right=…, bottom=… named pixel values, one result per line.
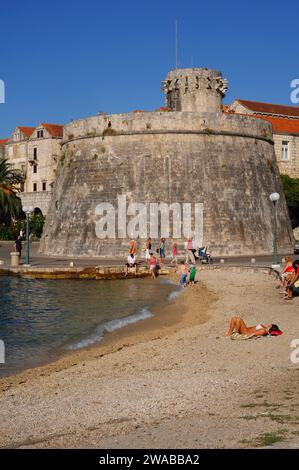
left=175, top=18, right=179, bottom=69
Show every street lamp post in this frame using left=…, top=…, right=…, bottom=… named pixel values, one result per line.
left=269, top=192, right=280, bottom=265
left=22, top=206, right=34, bottom=265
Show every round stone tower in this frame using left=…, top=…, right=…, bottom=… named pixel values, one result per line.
left=162, top=68, right=228, bottom=113
left=40, top=68, right=293, bottom=257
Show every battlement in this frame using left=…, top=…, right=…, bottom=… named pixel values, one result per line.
left=162, top=68, right=228, bottom=113
left=63, top=110, right=273, bottom=145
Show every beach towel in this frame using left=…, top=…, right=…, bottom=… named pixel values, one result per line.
left=230, top=332, right=261, bottom=340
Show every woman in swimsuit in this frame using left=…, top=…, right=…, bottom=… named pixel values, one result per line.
left=226, top=316, right=274, bottom=337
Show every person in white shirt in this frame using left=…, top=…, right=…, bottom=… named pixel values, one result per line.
left=124, top=253, right=137, bottom=277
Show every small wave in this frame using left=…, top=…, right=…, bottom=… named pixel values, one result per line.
left=159, top=278, right=177, bottom=286
left=67, top=308, right=153, bottom=351
left=168, top=289, right=182, bottom=301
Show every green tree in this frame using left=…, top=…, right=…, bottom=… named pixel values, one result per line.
left=280, top=174, right=299, bottom=227
left=0, top=158, right=22, bottom=224
left=30, top=213, right=45, bottom=239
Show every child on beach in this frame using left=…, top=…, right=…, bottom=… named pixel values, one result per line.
left=179, top=261, right=188, bottom=288
left=189, top=264, right=197, bottom=286
left=149, top=253, right=158, bottom=279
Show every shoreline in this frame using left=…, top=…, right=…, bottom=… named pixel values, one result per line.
left=1, top=268, right=299, bottom=449
left=0, top=271, right=216, bottom=392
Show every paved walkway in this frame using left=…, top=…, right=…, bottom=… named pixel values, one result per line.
left=0, top=242, right=121, bottom=268
left=0, top=240, right=297, bottom=270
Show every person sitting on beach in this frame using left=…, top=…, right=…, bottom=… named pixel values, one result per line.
left=284, top=260, right=299, bottom=300
left=149, top=253, right=158, bottom=279
left=188, top=264, right=197, bottom=286
left=124, top=253, right=137, bottom=277
left=226, top=316, right=281, bottom=337
left=179, top=261, right=188, bottom=288
left=280, top=256, right=295, bottom=288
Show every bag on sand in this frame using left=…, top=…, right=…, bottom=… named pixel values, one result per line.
left=269, top=329, right=283, bottom=336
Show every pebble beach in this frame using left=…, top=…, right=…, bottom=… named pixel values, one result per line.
left=1, top=268, right=299, bottom=449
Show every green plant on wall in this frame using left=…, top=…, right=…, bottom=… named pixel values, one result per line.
left=0, top=158, right=22, bottom=225
left=281, top=174, right=299, bottom=227
left=102, top=127, right=116, bottom=139
left=29, top=213, right=45, bottom=239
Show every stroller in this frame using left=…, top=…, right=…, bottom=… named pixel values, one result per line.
left=197, top=246, right=213, bottom=264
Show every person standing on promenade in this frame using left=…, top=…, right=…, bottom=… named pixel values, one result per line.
left=159, top=237, right=166, bottom=265
left=145, top=237, right=152, bottom=267
left=171, top=241, right=178, bottom=270
left=186, top=237, right=196, bottom=264
left=14, top=235, right=22, bottom=261
left=129, top=239, right=135, bottom=256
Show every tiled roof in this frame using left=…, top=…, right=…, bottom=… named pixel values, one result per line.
left=41, top=123, right=63, bottom=137
left=252, top=115, right=299, bottom=135
left=236, top=99, right=299, bottom=118
left=0, top=138, right=9, bottom=145
left=17, top=126, right=35, bottom=138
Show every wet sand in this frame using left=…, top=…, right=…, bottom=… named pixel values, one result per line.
left=0, top=268, right=299, bottom=448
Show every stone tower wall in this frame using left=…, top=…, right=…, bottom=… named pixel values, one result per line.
left=40, top=68, right=293, bottom=258
left=40, top=110, right=293, bottom=257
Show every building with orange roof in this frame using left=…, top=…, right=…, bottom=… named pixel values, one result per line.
left=0, top=138, right=9, bottom=158
left=3, top=123, right=63, bottom=214
left=228, top=99, right=299, bottom=178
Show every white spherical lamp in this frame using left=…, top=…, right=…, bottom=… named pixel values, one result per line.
left=269, top=192, right=280, bottom=203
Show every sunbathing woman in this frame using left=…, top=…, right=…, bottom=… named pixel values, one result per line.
left=227, top=316, right=273, bottom=337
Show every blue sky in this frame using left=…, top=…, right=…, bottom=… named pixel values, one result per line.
left=0, top=0, right=298, bottom=137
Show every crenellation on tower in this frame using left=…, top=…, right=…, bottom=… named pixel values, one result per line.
left=162, top=68, right=228, bottom=113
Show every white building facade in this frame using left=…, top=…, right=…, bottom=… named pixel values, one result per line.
left=1, top=123, right=63, bottom=215
left=228, top=100, right=299, bottom=178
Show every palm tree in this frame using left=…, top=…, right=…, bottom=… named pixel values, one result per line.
left=0, top=158, right=22, bottom=223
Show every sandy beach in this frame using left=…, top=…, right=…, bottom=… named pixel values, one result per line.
left=1, top=267, right=299, bottom=449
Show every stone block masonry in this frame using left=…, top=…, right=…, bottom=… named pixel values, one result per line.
left=40, top=68, right=293, bottom=257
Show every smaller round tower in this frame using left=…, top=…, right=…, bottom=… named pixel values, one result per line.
left=162, top=68, right=228, bottom=113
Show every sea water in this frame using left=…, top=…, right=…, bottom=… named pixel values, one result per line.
left=0, top=276, right=180, bottom=377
